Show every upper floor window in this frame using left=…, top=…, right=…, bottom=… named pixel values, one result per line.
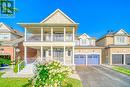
left=114, top=36, right=127, bottom=45
left=0, top=34, right=10, bottom=40
left=80, top=39, right=88, bottom=46
left=89, top=40, right=95, bottom=46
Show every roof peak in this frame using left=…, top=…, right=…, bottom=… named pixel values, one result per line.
left=40, top=9, right=77, bottom=24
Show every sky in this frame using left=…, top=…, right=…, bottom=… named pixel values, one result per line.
left=0, top=0, right=130, bottom=38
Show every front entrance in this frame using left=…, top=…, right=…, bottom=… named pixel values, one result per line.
left=53, top=48, right=64, bottom=62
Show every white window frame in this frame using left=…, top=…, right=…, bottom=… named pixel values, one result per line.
left=114, top=36, right=128, bottom=45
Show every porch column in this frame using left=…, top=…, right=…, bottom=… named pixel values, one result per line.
left=64, top=46, right=66, bottom=64
left=41, top=46, right=43, bottom=61
left=25, top=27, right=27, bottom=41
left=51, top=46, right=53, bottom=60
left=72, top=46, right=75, bottom=65
left=24, top=46, right=27, bottom=64
left=73, top=27, right=75, bottom=41
left=41, top=27, right=43, bottom=41
left=124, top=54, right=126, bottom=65
left=51, top=27, right=53, bottom=41
left=64, top=27, right=66, bottom=41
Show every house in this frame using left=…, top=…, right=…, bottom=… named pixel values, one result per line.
left=96, top=29, right=130, bottom=65
left=0, top=22, right=23, bottom=62
left=18, top=9, right=102, bottom=68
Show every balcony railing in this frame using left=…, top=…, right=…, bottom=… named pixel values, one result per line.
left=26, top=34, right=73, bottom=42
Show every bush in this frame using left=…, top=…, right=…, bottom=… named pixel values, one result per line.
left=0, top=58, right=11, bottom=67
left=13, top=62, right=18, bottom=73
left=28, top=61, right=72, bottom=87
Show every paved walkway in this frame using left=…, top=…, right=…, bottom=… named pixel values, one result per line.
left=76, top=65, right=130, bottom=87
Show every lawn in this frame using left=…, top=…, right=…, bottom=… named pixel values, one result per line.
left=112, top=66, right=130, bottom=76
left=0, top=72, right=82, bottom=87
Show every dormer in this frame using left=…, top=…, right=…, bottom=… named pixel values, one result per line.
left=114, top=29, right=128, bottom=45
left=75, top=33, right=96, bottom=46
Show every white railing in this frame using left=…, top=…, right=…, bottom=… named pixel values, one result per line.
left=26, top=34, right=41, bottom=42
left=26, top=34, right=73, bottom=42
left=18, top=60, right=25, bottom=72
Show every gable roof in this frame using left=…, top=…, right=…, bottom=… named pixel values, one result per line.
left=114, top=29, right=128, bottom=35
left=0, top=22, right=23, bottom=36
left=79, top=33, right=91, bottom=39
left=97, top=29, right=129, bottom=42
left=40, top=9, right=76, bottom=24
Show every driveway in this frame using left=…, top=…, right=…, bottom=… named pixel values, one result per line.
left=76, top=65, right=130, bottom=87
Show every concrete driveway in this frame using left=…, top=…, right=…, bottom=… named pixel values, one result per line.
left=76, top=65, right=130, bottom=87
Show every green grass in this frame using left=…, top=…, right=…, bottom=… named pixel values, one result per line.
left=0, top=72, right=82, bottom=87
left=0, top=72, right=28, bottom=87
left=63, top=78, right=82, bottom=87
left=112, top=66, right=130, bottom=76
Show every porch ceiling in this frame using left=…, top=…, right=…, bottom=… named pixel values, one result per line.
left=27, top=27, right=75, bottom=34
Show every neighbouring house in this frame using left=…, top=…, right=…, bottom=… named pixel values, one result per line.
left=96, top=29, right=130, bottom=65
left=0, top=22, right=23, bottom=62
left=18, top=9, right=102, bottom=68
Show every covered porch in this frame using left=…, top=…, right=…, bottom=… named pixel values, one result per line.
left=24, top=46, right=75, bottom=65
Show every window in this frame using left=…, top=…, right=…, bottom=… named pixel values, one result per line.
left=80, top=39, right=88, bottom=46
left=115, top=36, right=127, bottom=45
left=89, top=40, right=95, bottom=46
left=0, top=34, right=10, bottom=40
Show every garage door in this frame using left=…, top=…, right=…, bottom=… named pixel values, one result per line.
left=125, top=54, right=130, bottom=65
left=112, top=54, right=124, bottom=64
left=74, top=54, right=86, bottom=65
left=87, top=54, right=100, bottom=65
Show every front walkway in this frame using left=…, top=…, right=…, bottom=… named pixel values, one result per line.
left=76, top=65, right=130, bottom=87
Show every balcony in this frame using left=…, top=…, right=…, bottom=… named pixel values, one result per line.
left=26, top=34, right=73, bottom=42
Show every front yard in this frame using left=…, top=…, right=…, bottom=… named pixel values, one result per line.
left=0, top=72, right=82, bottom=87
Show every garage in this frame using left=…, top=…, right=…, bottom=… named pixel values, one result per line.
left=125, top=54, right=130, bottom=65
left=74, top=54, right=86, bottom=65
left=74, top=54, right=100, bottom=65
left=112, top=54, right=124, bottom=64
left=87, top=54, right=100, bottom=65
left=112, top=54, right=130, bottom=65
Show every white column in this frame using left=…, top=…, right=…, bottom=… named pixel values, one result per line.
left=51, top=46, right=53, bottom=60
left=73, top=27, right=75, bottom=41
left=25, top=27, right=27, bottom=41
left=72, top=46, right=75, bottom=65
left=64, top=27, right=66, bottom=41
left=64, top=46, right=66, bottom=64
left=24, top=46, right=27, bottom=64
left=124, top=54, right=126, bottom=65
left=41, top=46, right=43, bottom=61
left=51, top=27, right=53, bottom=41
left=41, top=27, right=43, bottom=41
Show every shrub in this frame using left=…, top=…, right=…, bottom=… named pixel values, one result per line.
left=29, top=61, right=72, bottom=87
left=0, top=58, right=11, bottom=66
left=13, top=62, right=18, bottom=73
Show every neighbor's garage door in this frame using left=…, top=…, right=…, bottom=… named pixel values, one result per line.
left=87, top=54, right=100, bottom=65
left=74, top=54, right=86, bottom=65
left=112, top=54, right=124, bottom=64
left=125, top=54, right=130, bottom=65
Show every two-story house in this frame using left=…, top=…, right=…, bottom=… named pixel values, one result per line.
left=18, top=9, right=102, bottom=69
left=97, top=29, right=130, bottom=65
left=0, top=22, right=23, bottom=61
left=18, top=9, right=77, bottom=68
